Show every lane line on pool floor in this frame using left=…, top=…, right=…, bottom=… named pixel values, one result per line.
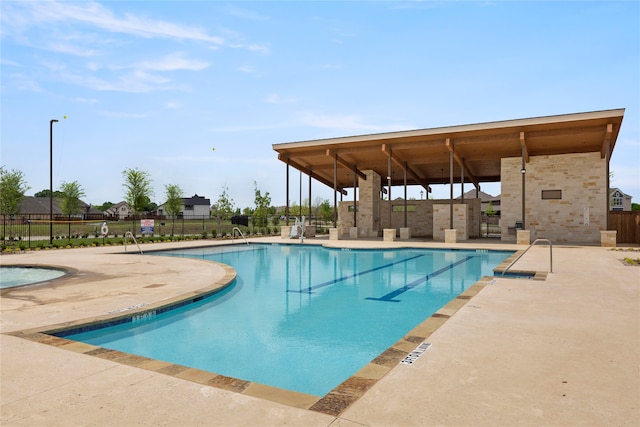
left=286, top=254, right=426, bottom=294
left=365, top=255, right=476, bottom=302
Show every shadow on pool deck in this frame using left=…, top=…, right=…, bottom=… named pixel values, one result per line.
left=1, top=237, right=638, bottom=426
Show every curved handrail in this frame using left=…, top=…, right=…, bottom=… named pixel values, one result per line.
left=124, top=231, right=144, bottom=254
left=502, top=238, right=552, bottom=275
left=232, top=227, right=248, bottom=244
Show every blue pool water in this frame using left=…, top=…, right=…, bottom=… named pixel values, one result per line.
left=1, top=266, right=66, bottom=289
left=64, top=244, right=511, bottom=396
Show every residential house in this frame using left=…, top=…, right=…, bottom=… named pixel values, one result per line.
left=16, top=197, right=103, bottom=220
left=610, top=188, right=633, bottom=211
left=104, top=202, right=132, bottom=220
left=156, top=194, right=211, bottom=219
left=457, top=190, right=501, bottom=216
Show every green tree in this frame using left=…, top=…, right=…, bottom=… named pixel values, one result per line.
left=214, top=185, right=235, bottom=222
left=122, top=168, right=153, bottom=232
left=59, top=181, right=85, bottom=217
left=34, top=189, right=64, bottom=198
left=59, top=180, right=85, bottom=240
left=95, top=201, right=114, bottom=212
left=485, top=200, right=496, bottom=216
left=253, top=181, right=271, bottom=228
left=0, top=167, right=30, bottom=215
left=164, top=184, right=183, bottom=235
left=317, top=199, right=334, bottom=224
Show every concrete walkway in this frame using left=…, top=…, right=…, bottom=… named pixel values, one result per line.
left=1, top=238, right=638, bottom=426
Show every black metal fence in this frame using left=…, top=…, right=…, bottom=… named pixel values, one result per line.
left=1, top=214, right=331, bottom=249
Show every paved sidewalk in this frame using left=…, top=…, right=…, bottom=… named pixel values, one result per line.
left=1, top=239, right=638, bottom=426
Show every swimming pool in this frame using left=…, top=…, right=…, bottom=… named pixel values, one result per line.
left=0, top=266, right=67, bottom=289
left=62, top=244, right=512, bottom=396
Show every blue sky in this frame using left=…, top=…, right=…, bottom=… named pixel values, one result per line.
left=2, top=0, right=639, bottom=210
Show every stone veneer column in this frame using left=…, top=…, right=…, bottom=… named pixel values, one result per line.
left=355, top=170, right=381, bottom=238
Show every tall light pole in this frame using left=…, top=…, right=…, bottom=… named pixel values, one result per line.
left=49, top=119, right=58, bottom=244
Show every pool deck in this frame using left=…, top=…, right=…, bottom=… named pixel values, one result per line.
left=1, top=237, right=638, bottom=426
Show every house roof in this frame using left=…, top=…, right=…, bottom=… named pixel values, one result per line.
left=273, top=109, right=625, bottom=193
left=183, top=194, right=210, bottom=205
left=610, top=188, right=632, bottom=199
left=19, top=197, right=102, bottom=215
left=456, top=190, right=499, bottom=202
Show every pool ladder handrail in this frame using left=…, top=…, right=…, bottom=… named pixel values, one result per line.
left=502, top=238, right=552, bottom=275
left=124, top=231, right=144, bottom=254
left=232, top=227, right=248, bottom=244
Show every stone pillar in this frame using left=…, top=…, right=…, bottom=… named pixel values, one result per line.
left=517, top=229, right=531, bottom=245
left=329, top=228, right=340, bottom=240
left=355, top=170, right=382, bottom=238
left=281, top=226, right=292, bottom=239
left=349, top=227, right=358, bottom=239
left=304, top=225, right=316, bottom=238
left=445, top=229, right=457, bottom=243
left=600, top=230, right=617, bottom=247
left=383, top=229, right=396, bottom=241
left=399, top=227, right=411, bottom=240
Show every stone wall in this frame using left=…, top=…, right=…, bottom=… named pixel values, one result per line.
left=339, top=197, right=481, bottom=238
left=433, top=204, right=469, bottom=241
left=500, top=152, right=607, bottom=243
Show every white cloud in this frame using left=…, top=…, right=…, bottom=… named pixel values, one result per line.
left=19, top=1, right=225, bottom=46
left=47, top=42, right=98, bottom=57
left=65, top=70, right=176, bottom=93
left=6, top=73, right=42, bottom=92
left=264, top=93, right=297, bottom=104
left=132, top=53, right=209, bottom=72
left=239, top=65, right=255, bottom=74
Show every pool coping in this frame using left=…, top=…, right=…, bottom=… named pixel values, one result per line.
left=6, top=244, right=536, bottom=417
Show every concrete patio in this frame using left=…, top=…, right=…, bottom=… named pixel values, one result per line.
left=1, top=237, right=638, bottom=426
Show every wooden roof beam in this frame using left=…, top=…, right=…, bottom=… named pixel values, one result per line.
left=279, top=154, right=347, bottom=194
left=520, top=132, right=529, bottom=163
left=381, top=144, right=432, bottom=193
left=601, top=123, right=612, bottom=159
left=445, top=138, right=480, bottom=188
left=326, top=149, right=367, bottom=180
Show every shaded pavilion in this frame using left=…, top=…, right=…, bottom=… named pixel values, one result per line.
left=273, top=109, right=624, bottom=244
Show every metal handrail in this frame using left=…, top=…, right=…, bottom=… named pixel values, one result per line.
left=232, top=227, right=248, bottom=244
left=124, top=231, right=143, bottom=254
left=502, top=238, right=552, bottom=275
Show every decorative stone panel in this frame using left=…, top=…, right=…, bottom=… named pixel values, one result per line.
left=501, top=152, right=607, bottom=243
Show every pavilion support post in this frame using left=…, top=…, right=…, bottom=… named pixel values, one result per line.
left=605, top=138, right=610, bottom=229
left=333, top=154, right=338, bottom=227
left=449, top=148, right=454, bottom=229
left=521, top=146, right=526, bottom=230
left=461, top=158, right=465, bottom=201
left=286, top=159, right=290, bottom=224
left=387, top=147, right=392, bottom=229
left=308, top=170, right=312, bottom=225
left=353, top=170, right=357, bottom=227
left=403, top=164, right=407, bottom=227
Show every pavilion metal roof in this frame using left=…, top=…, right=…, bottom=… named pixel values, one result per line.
left=273, top=109, right=624, bottom=193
